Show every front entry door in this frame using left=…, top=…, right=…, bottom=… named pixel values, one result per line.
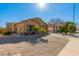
left=28, top=25, right=34, bottom=32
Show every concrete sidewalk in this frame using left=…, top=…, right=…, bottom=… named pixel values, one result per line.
left=58, top=35, right=79, bottom=56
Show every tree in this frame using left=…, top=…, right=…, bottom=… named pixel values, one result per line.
left=59, top=25, right=67, bottom=33
left=67, top=22, right=76, bottom=33
left=59, top=21, right=76, bottom=34
left=48, top=18, right=64, bottom=32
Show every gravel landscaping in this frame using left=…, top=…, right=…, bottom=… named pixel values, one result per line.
left=0, top=33, right=69, bottom=56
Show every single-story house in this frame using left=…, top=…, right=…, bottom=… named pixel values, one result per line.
left=48, top=23, right=64, bottom=32
left=6, top=17, right=48, bottom=34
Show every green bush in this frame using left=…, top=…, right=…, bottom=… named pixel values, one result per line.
left=58, top=26, right=65, bottom=33
left=3, top=31, right=12, bottom=35
left=39, top=28, right=47, bottom=33
left=58, top=21, right=76, bottom=34
left=32, top=25, right=47, bottom=34
left=32, top=25, right=39, bottom=31
left=59, top=25, right=67, bottom=33
left=67, top=23, right=76, bottom=33
left=0, top=28, right=12, bottom=35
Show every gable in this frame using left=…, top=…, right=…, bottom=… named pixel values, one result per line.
left=18, top=17, right=47, bottom=26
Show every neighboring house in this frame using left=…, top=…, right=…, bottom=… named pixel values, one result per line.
left=48, top=23, right=64, bottom=32
left=48, top=24, right=54, bottom=32
left=6, top=17, right=48, bottom=34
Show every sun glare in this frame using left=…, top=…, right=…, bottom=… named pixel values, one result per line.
left=37, top=3, right=46, bottom=9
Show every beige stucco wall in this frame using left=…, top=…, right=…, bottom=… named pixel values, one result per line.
left=7, top=19, right=48, bottom=34
left=23, top=20, right=39, bottom=32
left=16, top=23, right=24, bottom=34
left=15, top=20, right=47, bottom=34
left=7, top=24, right=17, bottom=32
left=48, top=26, right=53, bottom=32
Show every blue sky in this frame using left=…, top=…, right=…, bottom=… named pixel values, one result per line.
left=0, top=3, right=79, bottom=27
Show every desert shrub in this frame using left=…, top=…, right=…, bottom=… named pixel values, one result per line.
left=32, top=25, right=47, bottom=34
left=58, top=21, right=76, bottom=34
left=0, top=28, right=4, bottom=34
left=58, top=26, right=64, bottom=33
left=67, top=22, right=76, bottom=33
left=0, top=29, right=2, bottom=34
left=0, top=27, right=3, bottom=34
left=3, top=31, right=11, bottom=35
left=0, top=28, right=12, bottom=35
left=59, top=25, right=67, bottom=33
left=32, top=25, right=39, bottom=31
left=39, top=28, right=47, bottom=34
